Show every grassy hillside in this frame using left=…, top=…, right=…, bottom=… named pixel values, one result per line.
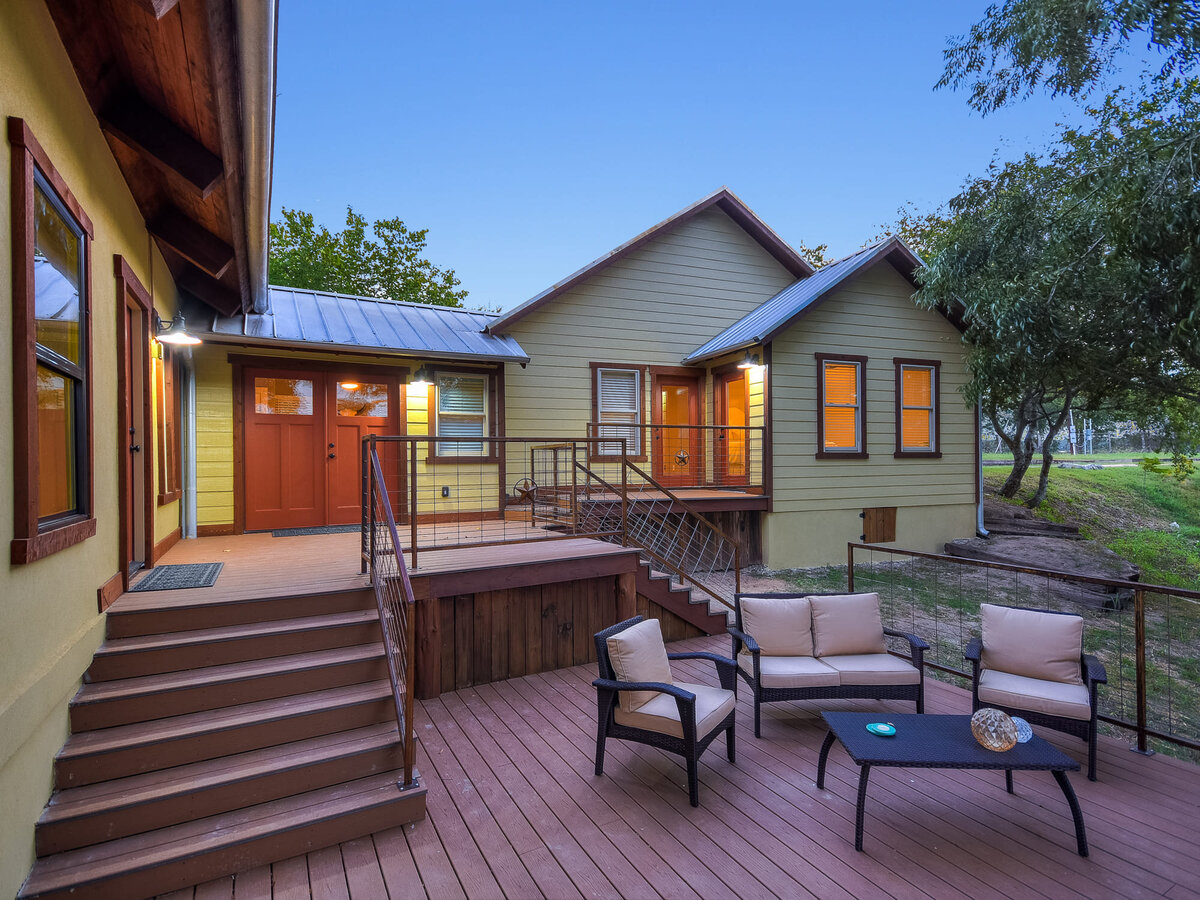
left=984, top=466, right=1200, bottom=588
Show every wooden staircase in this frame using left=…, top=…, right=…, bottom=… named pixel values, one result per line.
left=636, top=560, right=730, bottom=635
left=20, top=586, right=426, bottom=900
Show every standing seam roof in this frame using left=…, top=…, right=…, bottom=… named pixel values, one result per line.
left=193, top=286, right=530, bottom=363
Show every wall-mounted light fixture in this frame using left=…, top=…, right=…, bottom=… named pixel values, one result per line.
left=339, top=381, right=360, bottom=391
left=737, top=351, right=759, bottom=369
left=155, top=311, right=202, bottom=346
left=410, top=366, right=432, bottom=387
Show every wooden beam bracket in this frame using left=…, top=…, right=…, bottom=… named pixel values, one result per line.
left=100, top=91, right=223, bottom=198
left=150, top=205, right=235, bottom=279
left=179, top=266, right=242, bottom=317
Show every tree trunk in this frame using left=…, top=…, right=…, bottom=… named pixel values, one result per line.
left=1026, top=400, right=1075, bottom=508
left=989, top=400, right=1038, bottom=498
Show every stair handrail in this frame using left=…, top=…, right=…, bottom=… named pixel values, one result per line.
left=574, top=458, right=741, bottom=612
left=365, top=436, right=418, bottom=789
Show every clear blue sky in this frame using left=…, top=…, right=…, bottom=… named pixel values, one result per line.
left=271, top=1, right=1086, bottom=311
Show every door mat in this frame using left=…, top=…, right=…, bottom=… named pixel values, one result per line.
left=270, top=525, right=361, bottom=537
left=130, top=562, right=224, bottom=592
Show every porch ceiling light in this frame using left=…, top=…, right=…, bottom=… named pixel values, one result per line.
left=155, top=312, right=202, bottom=346
left=737, top=351, right=759, bottom=369
left=410, top=366, right=432, bottom=387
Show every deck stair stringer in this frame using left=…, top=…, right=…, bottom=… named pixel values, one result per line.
left=636, top=561, right=731, bottom=635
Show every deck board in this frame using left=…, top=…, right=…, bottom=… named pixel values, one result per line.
left=156, top=635, right=1200, bottom=899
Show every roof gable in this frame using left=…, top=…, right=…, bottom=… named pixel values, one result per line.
left=486, top=188, right=814, bottom=334
left=682, top=236, right=953, bottom=365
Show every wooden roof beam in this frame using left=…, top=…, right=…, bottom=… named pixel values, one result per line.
left=130, top=0, right=181, bottom=18
left=100, top=91, right=223, bottom=199
left=179, top=266, right=242, bottom=317
left=150, top=206, right=235, bottom=279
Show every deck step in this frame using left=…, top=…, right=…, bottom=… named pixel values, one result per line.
left=636, top=562, right=728, bottom=635
left=55, top=681, right=394, bottom=788
left=86, top=609, right=381, bottom=682
left=36, top=724, right=402, bottom=855
left=19, top=770, right=425, bottom=900
left=70, top=644, right=388, bottom=730
left=104, top=586, right=375, bottom=639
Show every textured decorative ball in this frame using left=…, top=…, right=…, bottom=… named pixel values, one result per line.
left=971, top=708, right=1018, bottom=752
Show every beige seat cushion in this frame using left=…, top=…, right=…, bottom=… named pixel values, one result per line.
left=822, top=653, right=921, bottom=686
left=739, top=595, right=814, bottom=656
left=606, top=618, right=673, bottom=713
left=809, top=593, right=887, bottom=658
left=980, top=604, right=1084, bottom=686
left=737, top=652, right=840, bottom=688
left=613, top=681, right=736, bottom=739
left=978, top=669, right=1092, bottom=721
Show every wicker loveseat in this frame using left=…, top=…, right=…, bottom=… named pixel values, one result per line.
left=729, top=592, right=928, bottom=737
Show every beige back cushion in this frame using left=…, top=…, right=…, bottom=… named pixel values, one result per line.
left=739, top=595, right=814, bottom=656
left=809, top=593, right=887, bottom=657
left=606, top=618, right=674, bottom=713
left=980, top=604, right=1083, bottom=685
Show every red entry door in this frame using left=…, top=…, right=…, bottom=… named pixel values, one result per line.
left=244, top=369, right=401, bottom=531
left=716, top=370, right=750, bottom=486
left=652, top=374, right=702, bottom=487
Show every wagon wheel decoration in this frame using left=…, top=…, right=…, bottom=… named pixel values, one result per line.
left=513, top=477, right=538, bottom=504
left=674, top=449, right=691, bottom=467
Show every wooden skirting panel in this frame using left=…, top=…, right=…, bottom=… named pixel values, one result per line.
left=705, top=509, right=763, bottom=566
left=636, top=593, right=705, bottom=642
left=152, top=526, right=182, bottom=564
left=97, top=571, right=124, bottom=613
left=197, top=523, right=237, bottom=537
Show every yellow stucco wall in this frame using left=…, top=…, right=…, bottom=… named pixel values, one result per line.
left=0, top=1, right=182, bottom=893
left=765, top=262, right=977, bottom=568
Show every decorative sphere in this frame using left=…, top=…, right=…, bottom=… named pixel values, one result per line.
left=971, top=708, right=1018, bottom=752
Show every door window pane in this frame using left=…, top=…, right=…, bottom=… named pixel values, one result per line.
left=34, top=180, right=83, bottom=365
left=723, top=377, right=748, bottom=477
left=336, top=382, right=389, bottom=417
left=254, top=378, right=313, bottom=415
left=37, top=365, right=76, bottom=517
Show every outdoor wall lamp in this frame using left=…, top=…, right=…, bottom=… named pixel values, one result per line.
left=737, top=351, right=759, bottom=369
left=155, top=311, right=202, bottom=345
left=410, top=366, right=432, bottom=387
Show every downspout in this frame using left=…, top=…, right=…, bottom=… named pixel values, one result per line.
left=235, top=0, right=277, bottom=314
left=976, top=402, right=989, bottom=538
left=182, top=348, right=198, bottom=538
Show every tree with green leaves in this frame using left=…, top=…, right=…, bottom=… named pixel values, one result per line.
left=268, top=207, right=468, bottom=307
left=939, top=0, right=1200, bottom=114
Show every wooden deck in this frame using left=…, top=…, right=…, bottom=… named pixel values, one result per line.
left=156, top=634, right=1200, bottom=900
left=115, top=528, right=633, bottom=611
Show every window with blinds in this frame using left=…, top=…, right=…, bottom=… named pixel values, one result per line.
left=898, top=363, right=937, bottom=453
left=595, top=367, right=641, bottom=455
left=821, top=359, right=862, bottom=452
left=435, top=373, right=489, bottom=455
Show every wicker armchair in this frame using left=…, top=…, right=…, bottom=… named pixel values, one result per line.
left=593, top=616, right=737, bottom=807
left=965, top=604, right=1107, bottom=781
left=729, top=592, right=928, bottom=737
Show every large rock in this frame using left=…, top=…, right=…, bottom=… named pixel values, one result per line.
left=944, top=534, right=1138, bottom=609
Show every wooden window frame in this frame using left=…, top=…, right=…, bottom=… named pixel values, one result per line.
left=156, top=344, right=183, bottom=504
left=814, top=352, right=868, bottom=460
left=589, top=362, right=648, bottom=462
left=894, top=358, right=942, bottom=458
left=9, top=118, right=97, bottom=564
left=427, top=365, right=502, bottom=463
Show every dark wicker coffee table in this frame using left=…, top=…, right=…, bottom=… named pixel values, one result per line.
left=817, top=712, right=1088, bottom=855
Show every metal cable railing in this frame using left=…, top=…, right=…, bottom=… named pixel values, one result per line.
left=847, top=542, right=1200, bottom=759
left=577, top=457, right=741, bottom=614
left=363, top=437, right=418, bottom=788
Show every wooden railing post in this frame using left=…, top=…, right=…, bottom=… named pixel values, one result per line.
left=847, top=543, right=856, bottom=592
left=1134, top=587, right=1149, bottom=754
